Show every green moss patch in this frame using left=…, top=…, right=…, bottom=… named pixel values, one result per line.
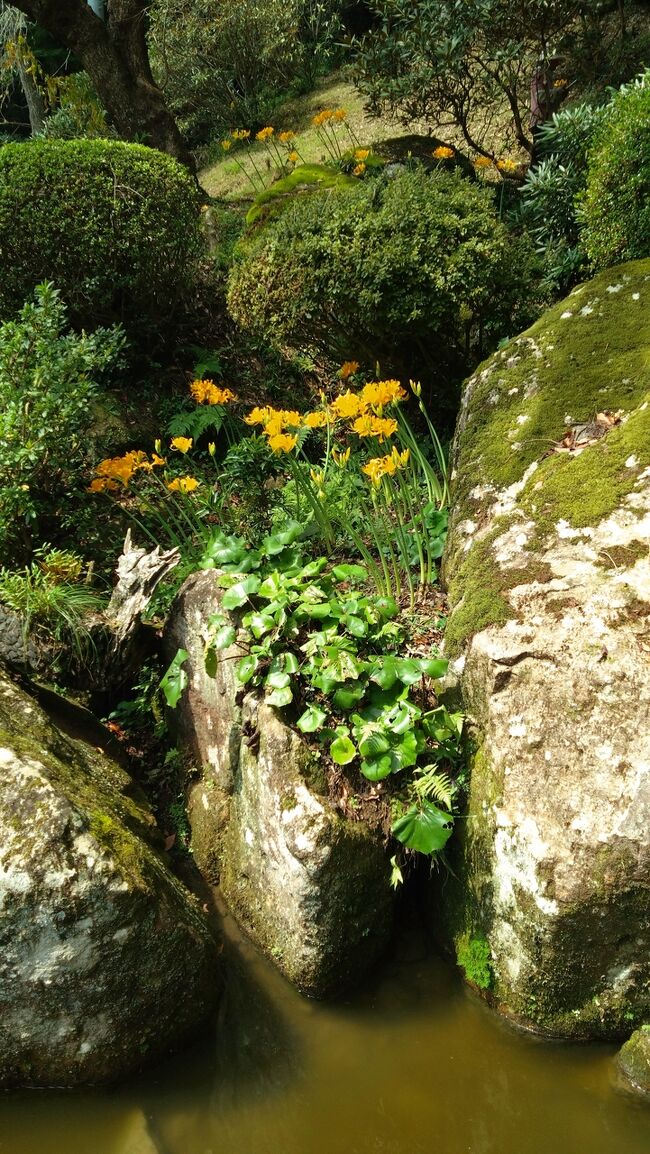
left=446, top=259, right=650, bottom=652
left=245, top=164, right=357, bottom=225
left=455, top=261, right=650, bottom=509
left=456, top=934, right=493, bottom=990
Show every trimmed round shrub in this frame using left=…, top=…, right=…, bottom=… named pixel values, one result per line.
left=227, top=167, right=536, bottom=402
left=0, top=138, right=202, bottom=337
left=580, top=71, right=650, bottom=270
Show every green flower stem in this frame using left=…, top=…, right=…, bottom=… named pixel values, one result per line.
left=382, top=476, right=414, bottom=607
left=288, top=456, right=334, bottom=548
left=394, top=465, right=426, bottom=591
left=372, top=487, right=401, bottom=598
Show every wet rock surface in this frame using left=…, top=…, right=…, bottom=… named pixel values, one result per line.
left=615, top=1026, right=650, bottom=1097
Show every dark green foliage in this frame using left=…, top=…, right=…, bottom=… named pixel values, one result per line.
left=517, top=101, right=607, bottom=292
left=149, top=0, right=345, bottom=146
left=228, top=167, right=535, bottom=406
left=0, top=139, right=202, bottom=338
left=580, top=71, right=650, bottom=269
left=0, top=547, right=105, bottom=670
left=39, top=73, right=113, bottom=141
left=354, top=0, right=584, bottom=157
left=0, top=283, right=124, bottom=562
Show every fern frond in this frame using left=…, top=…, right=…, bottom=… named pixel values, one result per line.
left=412, top=767, right=455, bottom=810
left=167, top=406, right=224, bottom=441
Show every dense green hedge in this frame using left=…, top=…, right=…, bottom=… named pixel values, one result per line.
left=0, top=139, right=202, bottom=336
left=227, top=167, right=536, bottom=401
left=580, top=72, right=650, bottom=270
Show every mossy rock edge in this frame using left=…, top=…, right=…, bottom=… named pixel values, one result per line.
left=166, top=570, right=395, bottom=998
left=440, top=260, right=650, bottom=1038
left=0, top=670, right=219, bottom=1088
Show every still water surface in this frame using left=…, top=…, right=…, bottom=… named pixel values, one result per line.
left=2, top=903, right=649, bottom=1154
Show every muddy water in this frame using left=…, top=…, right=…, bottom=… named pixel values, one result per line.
left=1, top=903, right=649, bottom=1154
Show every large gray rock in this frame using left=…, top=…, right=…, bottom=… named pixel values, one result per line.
left=166, top=570, right=394, bottom=996
left=440, top=260, right=650, bottom=1038
left=0, top=669, right=219, bottom=1087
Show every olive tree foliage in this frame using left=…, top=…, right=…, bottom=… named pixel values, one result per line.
left=353, top=0, right=595, bottom=157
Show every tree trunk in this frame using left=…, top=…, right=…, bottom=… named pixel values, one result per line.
left=10, top=1, right=195, bottom=171
left=16, top=56, right=46, bottom=134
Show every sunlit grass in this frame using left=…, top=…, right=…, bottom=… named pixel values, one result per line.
left=199, top=71, right=409, bottom=200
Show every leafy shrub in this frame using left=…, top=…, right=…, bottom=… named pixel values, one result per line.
left=354, top=0, right=586, bottom=159
left=195, top=525, right=463, bottom=857
left=0, top=138, right=202, bottom=338
left=579, top=70, right=650, bottom=269
left=0, top=283, right=124, bottom=562
left=227, top=167, right=536, bottom=403
left=149, top=0, right=344, bottom=146
left=518, top=101, right=606, bottom=291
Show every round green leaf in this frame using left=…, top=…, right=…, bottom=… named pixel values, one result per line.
left=345, top=615, right=368, bottom=638
left=297, top=704, right=328, bottom=733
left=213, top=624, right=236, bottom=650
left=222, top=575, right=261, bottom=609
left=332, top=563, right=368, bottom=583
left=360, top=754, right=393, bottom=781
left=374, top=595, right=399, bottom=619
left=267, top=685, right=293, bottom=707
left=237, top=654, right=258, bottom=684
left=394, top=658, right=425, bottom=685
left=370, top=657, right=398, bottom=690
left=391, top=801, right=453, bottom=854
left=358, top=730, right=391, bottom=757
left=248, top=613, right=275, bottom=638
left=333, top=682, right=366, bottom=710
left=419, top=657, right=449, bottom=680
left=330, top=734, right=357, bottom=765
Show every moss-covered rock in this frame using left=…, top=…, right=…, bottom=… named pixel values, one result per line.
left=165, top=571, right=394, bottom=997
left=0, top=669, right=219, bottom=1087
left=615, top=1026, right=650, bottom=1096
left=440, top=260, right=650, bottom=1039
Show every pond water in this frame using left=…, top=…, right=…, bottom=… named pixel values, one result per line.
left=1, top=901, right=649, bottom=1154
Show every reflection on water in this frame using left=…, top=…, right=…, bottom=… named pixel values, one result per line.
left=1, top=900, right=649, bottom=1154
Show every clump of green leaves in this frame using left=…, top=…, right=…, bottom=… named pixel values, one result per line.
left=198, top=523, right=463, bottom=857
left=579, top=69, right=650, bottom=270
left=0, top=545, right=105, bottom=666
left=0, top=283, right=124, bottom=563
left=517, top=101, right=606, bottom=292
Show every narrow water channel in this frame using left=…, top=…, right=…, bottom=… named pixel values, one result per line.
left=2, top=901, right=649, bottom=1154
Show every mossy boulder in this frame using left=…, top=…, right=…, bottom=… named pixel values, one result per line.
left=440, top=260, right=650, bottom=1038
left=165, top=571, right=394, bottom=997
left=0, top=669, right=219, bottom=1087
left=615, top=1026, right=650, bottom=1096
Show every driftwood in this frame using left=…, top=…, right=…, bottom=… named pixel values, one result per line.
left=96, top=530, right=181, bottom=686
left=107, top=530, right=180, bottom=644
